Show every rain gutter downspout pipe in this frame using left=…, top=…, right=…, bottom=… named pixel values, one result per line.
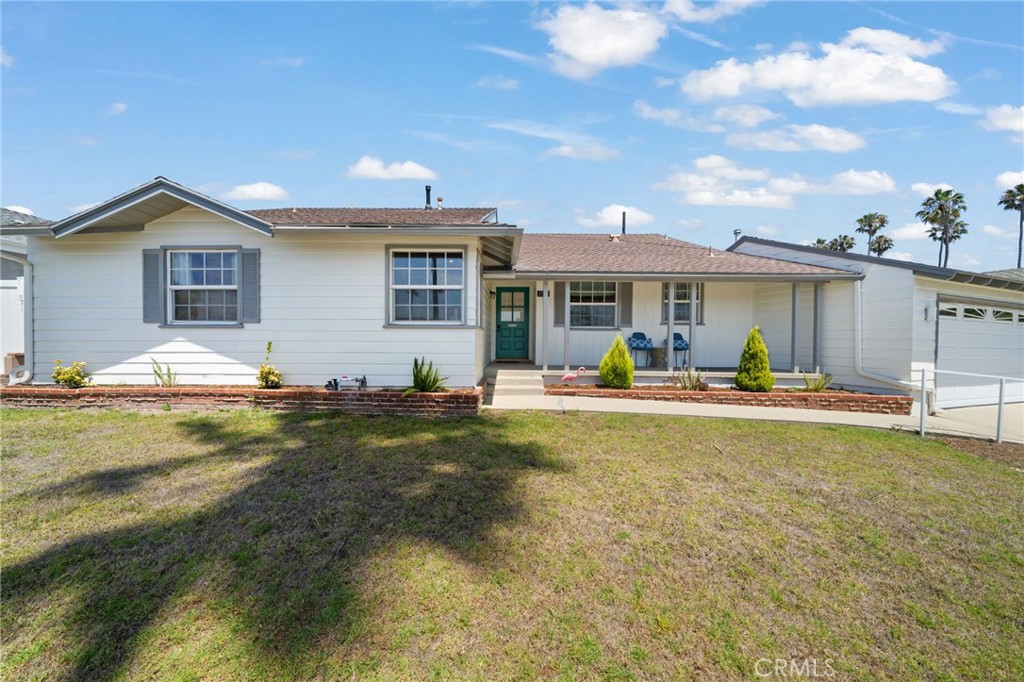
left=4, top=253, right=33, bottom=385
left=853, top=280, right=929, bottom=410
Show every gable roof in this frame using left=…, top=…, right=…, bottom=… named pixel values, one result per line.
left=249, top=207, right=501, bottom=226
left=729, top=236, right=1024, bottom=292
left=505, top=233, right=859, bottom=280
left=49, top=177, right=275, bottom=239
left=1, top=208, right=53, bottom=228
left=983, top=268, right=1024, bottom=283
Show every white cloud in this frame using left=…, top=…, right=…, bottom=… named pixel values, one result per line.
left=936, top=101, right=982, bottom=115
left=654, top=76, right=677, bottom=88
left=982, top=225, right=1013, bottom=238
left=673, top=27, right=728, bottom=50
left=3, top=205, right=34, bottom=215
left=1, top=47, right=13, bottom=68
left=754, top=225, right=778, bottom=235
left=949, top=253, right=982, bottom=270
left=682, top=27, right=955, bottom=107
left=713, top=104, right=780, bottom=128
left=221, top=182, right=290, bottom=201
left=537, top=4, right=667, bottom=79
left=675, top=217, right=702, bottom=230
left=548, top=143, right=620, bottom=161
left=887, top=251, right=915, bottom=262
left=727, top=124, right=865, bottom=152
left=475, top=75, right=519, bottom=90
left=664, top=0, right=764, bottom=24
left=68, top=202, right=100, bottom=214
left=106, top=102, right=128, bottom=116
left=892, top=221, right=930, bottom=240
left=489, top=119, right=620, bottom=160
left=996, top=171, right=1024, bottom=189
left=911, top=181, right=953, bottom=197
left=260, top=56, right=305, bottom=67
left=471, top=44, right=541, bottom=65
left=576, top=204, right=655, bottom=229
left=981, top=105, right=1024, bottom=133
left=346, top=155, right=437, bottom=180
left=654, top=155, right=895, bottom=208
left=633, top=100, right=724, bottom=132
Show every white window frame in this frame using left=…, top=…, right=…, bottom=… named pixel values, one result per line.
left=166, top=249, right=240, bottom=325
left=569, top=281, right=617, bottom=328
left=389, top=249, right=466, bottom=325
left=662, top=282, right=704, bottom=324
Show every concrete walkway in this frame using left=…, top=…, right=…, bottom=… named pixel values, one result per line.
left=486, top=393, right=1023, bottom=444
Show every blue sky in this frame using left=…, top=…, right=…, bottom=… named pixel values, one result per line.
left=2, top=1, right=1022, bottom=270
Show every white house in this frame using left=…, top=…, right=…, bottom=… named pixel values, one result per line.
left=729, top=237, right=1024, bottom=408
left=4, top=177, right=1022, bottom=409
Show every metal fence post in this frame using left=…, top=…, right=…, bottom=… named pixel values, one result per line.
left=919, top=368, right=927, bottom=437
left=996, top=378, right=1005, bottom=444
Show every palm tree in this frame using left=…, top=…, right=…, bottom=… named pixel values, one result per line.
left=827, top=234, right=856, bottom=252
left=855, top=213, right=888, bottom=254
left=869, top=234, right=894, bottom=257
left=916, top=188, right=967, bottom=268
left=813, top=238, right=829, bottom=249
left=997, top=183, right=1024, bottom=268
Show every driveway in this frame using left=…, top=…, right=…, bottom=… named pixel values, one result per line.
left=932, top=403, right=1024, bottom=443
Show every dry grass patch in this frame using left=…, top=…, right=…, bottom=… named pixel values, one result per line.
left=2, top=409, right=1022, bottom=681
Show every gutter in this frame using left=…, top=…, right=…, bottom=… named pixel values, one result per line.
left=2, top=252, right=33, bottom=385
left=853, top=280, right=927, bottom=409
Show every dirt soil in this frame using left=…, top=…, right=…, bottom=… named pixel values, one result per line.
left=936, top=436, right=1024, bottom=469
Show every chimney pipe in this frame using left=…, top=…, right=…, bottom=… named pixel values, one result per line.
left=437, top=197, right=443, bottom=209
left=621, top=211, right=626, bottom=235
left=425, top=185, right=432, bottom=210
left=733, top=229, right=742, bottom=242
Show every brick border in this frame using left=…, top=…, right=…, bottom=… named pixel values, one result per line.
left=0, top=383, right=485, bottom=418
left=545, top=386, right=912, bottom=415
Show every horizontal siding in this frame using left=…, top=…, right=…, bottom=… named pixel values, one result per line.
left=28, top=208, right=484, bottom=387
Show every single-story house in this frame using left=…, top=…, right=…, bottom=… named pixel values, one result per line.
left=3, top=177, right=1022, bottom=409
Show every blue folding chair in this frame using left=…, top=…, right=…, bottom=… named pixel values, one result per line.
left=627, top=332, right=655, bottom=366
left=672, top=332, right=690, bottom=368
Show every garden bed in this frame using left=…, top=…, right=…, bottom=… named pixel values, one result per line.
left=0, top=383, right=485, bottom=418
left=545, top=384, right=912, bottom=414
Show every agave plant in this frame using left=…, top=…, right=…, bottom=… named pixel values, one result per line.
left=404, top=357, right=448, bottom=395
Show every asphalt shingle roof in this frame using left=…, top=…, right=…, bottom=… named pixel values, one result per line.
left=514, top=234, right=855, bottom=276
left=0, top=208, right=53, bottom=228
left=982, top=268, right=1024, bottom=283
left=248, top=207, right=500, bottom=226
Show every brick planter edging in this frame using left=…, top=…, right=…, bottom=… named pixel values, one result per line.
left=545, top=387, right=913, bottom=415
left=0, top=383, right=486, bottom=418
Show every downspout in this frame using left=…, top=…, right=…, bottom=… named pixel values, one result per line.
left=4, top=253, right=33, bottom=385
left=853, top=280, right=930, bottom=410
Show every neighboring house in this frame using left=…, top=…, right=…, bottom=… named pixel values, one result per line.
left=6, top=177, right=1022, bottom=409
left=729, top=237, right=1024, bottom=408
left=1, top=208, right=51, bottom=278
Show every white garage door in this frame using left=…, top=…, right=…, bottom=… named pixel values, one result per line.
left=935, top=302, right=1024, bottom=408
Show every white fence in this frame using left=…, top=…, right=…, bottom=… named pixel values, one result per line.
left=920, top=368, right=1024, bottom=443
left=1, top=278, right=25, bottom=362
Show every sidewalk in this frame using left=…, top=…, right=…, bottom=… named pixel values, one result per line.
left=486, top=394, right=1024, bottom=444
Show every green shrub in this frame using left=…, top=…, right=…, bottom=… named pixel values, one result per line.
left=150, top=358, right=178, bottom=387
left=734, top=326, right=775, bottom=392
left=404, top=357, right=448, bottom=395
left=799, top=372, right=834, bottom=392
left=668, top=367, right=709, bottom=391
left=256, top=342, right=283, bottom=389
left=51, top=360, right=90, bottom=388
left=599, top=336, right=634, bottom=389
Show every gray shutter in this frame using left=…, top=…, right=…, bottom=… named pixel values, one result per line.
left=618, top=282, right=633, bottom=328
left=142, top=249, right=163, bottom=323
left=554, top=282, right=565, bottom=327
left=239, top=248, right=260, bottom=323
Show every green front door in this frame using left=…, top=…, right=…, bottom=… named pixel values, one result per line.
left=495, top=287, right=530, bottom=360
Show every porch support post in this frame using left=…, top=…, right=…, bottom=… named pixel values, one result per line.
left=541, top=280, right=549, bottom=371
left=791, top=283, right=801, bottom=373
left=563, top=280, right=571, bottom=372
left=666, top=281, right=675, bottom=371
left=813, top=283, right=823, bottom=373
left=688, top=282, right=697, bottom=369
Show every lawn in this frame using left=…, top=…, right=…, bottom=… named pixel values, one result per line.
left=2, top=409, right=1022, bottom=681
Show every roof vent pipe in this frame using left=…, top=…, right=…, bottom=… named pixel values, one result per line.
left=733, top=229, right=742, bottom=242
left=425, top=185, right=432, bottom=210
left=437, top=197, right=443, bottom=210
left=621, top=211, right=626, bottom=235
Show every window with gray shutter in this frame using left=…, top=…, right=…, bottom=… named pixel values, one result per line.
left=143, top=247, right=259, bottom=325
left=239, top=248, right=260, bottom=323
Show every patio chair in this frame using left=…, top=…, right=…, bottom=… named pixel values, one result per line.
left=672, top=332, right=690, bottom=368
left=627, top=332, right=655, bottom=367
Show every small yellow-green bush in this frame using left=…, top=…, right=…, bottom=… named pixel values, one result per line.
left=599, top=336, right=634, bottom=389
left=52, top=360, right=90, bottom=388
left=735, top=326, right=775, bottom=392
left=257, top=342, right=283, bottom=389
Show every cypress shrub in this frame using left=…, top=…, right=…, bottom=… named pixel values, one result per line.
left=599, top=335, right=634, bottom=389
left=735, top=326, right=775, bottom=392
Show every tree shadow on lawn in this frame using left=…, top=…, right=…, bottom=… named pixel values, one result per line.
left=3, top=411, right=566, bottom=680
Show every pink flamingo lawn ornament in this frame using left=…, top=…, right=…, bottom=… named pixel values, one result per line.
left=561, top=367, right=586, bottom=383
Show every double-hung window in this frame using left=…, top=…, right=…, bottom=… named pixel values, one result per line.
left=662, top=283, right=704, bottom=324
left=390, top=250, right=464, bottom=324
left=168, top=250, right=238, bottom=323
left=570, top=281, right=617, bottom=327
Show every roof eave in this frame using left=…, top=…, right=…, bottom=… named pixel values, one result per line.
left=492, top=271, right=863, bottom=282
